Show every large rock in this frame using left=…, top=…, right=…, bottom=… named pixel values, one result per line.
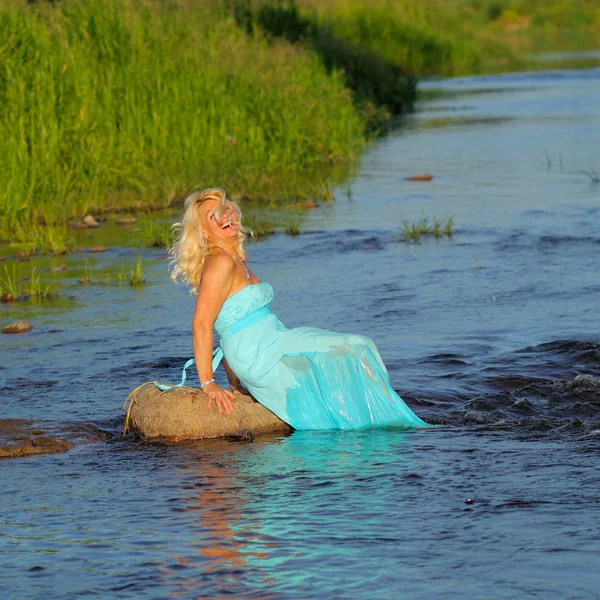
left=123, top=384, right=290, bottom=441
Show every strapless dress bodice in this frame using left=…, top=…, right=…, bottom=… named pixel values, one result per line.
left=214, top=282, right=274, bottom=337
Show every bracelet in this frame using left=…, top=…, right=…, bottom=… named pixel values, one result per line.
left=200, top=378, right=215, bottom=388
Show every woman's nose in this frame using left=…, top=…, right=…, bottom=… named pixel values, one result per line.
left=220, top=208, right=233, bottom=224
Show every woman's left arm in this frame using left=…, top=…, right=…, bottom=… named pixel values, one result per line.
left=192, top=254, right=236, bottom=413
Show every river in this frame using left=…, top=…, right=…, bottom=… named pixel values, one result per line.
left=2, top=66, right=600, bottom=598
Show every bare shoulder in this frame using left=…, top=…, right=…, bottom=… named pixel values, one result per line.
left=203, top=251, right=236, bottom=277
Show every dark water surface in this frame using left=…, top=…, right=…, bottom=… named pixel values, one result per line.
left=2, top=68, right=600, bottom=598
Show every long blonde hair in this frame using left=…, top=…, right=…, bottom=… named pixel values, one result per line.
left=169, top=188, right=252, bottom=293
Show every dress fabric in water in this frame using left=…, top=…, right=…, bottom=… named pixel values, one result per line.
left=214, top=282, right=429, bottom=431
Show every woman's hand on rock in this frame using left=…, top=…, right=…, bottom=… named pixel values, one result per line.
left=204, top=382, right=235, bottom=414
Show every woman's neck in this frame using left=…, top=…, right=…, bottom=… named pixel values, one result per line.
left=210, top=240, right=239, bottom=256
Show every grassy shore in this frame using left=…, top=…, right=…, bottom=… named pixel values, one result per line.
left=0, top=0, right=365, bottom=245
left=294, top=0, right=600, bottom=76
left=1, top=0, right=597, bottom=251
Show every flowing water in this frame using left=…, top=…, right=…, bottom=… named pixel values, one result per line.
left=2, top=67, right=600, bottom=598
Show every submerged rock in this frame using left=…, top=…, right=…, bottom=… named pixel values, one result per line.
left=0, top=419, right=74, bottom=459
left=123, top=384, right=290, bottom=441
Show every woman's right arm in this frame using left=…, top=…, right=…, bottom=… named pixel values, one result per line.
left=192, top=254, right=236, bottom=414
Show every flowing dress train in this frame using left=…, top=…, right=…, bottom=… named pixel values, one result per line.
left=211, top=282, right=429, bottom=431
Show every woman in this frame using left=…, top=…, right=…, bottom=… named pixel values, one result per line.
left=170, top=187, right=429, bottom=430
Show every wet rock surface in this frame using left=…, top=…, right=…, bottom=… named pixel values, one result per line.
left=124, top=384, right=291, bottom=441
left=0, top=419, right=74, bottom=459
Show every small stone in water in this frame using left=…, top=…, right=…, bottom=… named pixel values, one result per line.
left=3, top=320, right=33, bottom=334
left=89, top=246, right=107, bottom=253
left=69, top=222, right=88, bottom=230
left=406, top=173, right=434, bottom=181
left=116, top=217, right=137, bottom=226
left=83, top=214, right=101, bottom=228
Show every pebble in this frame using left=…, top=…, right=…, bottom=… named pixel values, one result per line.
left=83, top=214, right=101, bottom=228
left=2, top=321, right=33, bottom=334
left=406, top=173, right=434, bottom=181
left=116, top=217, right=137, bottom=226
left=89, top=246, right=107, bottom=253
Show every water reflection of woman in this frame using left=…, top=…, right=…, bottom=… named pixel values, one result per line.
left=169, top=188, right=429, bottom=431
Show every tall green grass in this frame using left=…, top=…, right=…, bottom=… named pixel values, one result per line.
left=300, top=0, right=600, bottom=74
left=0, top=0, right=365, bottom=239
left=230, top=0, right=417, bottom=123
left=294, top=0, right=522, bottom=76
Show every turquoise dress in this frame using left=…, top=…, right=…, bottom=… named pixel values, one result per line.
left=211, top=282, right=429, bottom=431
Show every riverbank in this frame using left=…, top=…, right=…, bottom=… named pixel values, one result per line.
left=0, top=0, right=366, bottom=247
left=1, top=0, right=598, bottom=252
left=295, top=0, right=600, bottom=75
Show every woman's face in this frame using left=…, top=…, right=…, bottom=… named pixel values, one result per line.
left=199, top=199, right=239, bottom=244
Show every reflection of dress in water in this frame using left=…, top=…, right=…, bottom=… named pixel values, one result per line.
left=211, top=282, right=429, bottom=431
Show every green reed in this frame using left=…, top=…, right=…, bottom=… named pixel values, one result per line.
left=129, top=255, right=145, bottom=286
left=1, top=263, right=54, bottom=300
left=139, top=221, right=174, bottom=249
left=78, top=256, right=146, bottom=286
left=402, top=217, right=454, bottom=242
left=0, top=0, right=365, bottom=242
left=285, top=221, right=301, bottom=236
left=12, top=223, right=73, bottom=256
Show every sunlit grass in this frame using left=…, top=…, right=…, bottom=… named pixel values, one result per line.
left=0, top=0, right=365, bottom=237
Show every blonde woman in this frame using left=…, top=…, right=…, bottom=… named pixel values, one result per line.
left=170, top=188, right=428, bottom=430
